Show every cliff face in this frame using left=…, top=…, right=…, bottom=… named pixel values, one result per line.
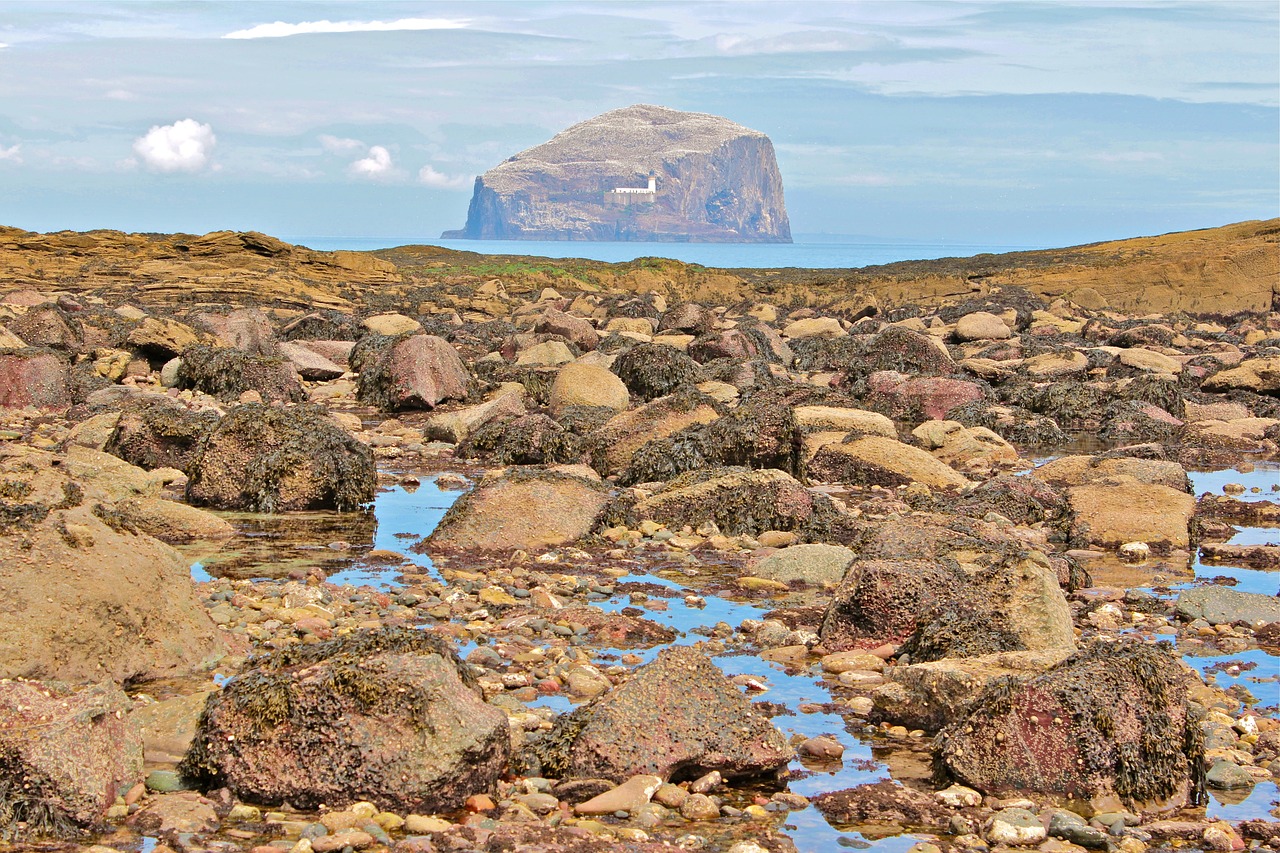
left=444, top=105, right=791, bottom=243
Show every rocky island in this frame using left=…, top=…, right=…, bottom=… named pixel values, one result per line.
left=0, top=219, right=1278, bottom=853
left=443, top=104, right=792, bottom=243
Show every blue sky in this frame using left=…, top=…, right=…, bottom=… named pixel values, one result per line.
left=0, top=1, right=1275, bottom=246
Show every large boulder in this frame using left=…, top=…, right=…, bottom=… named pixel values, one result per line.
left=581, top=389, right=719, bottom=477
left=181, top=628, right=510, bottom=813
left=936, top=641, right=1205, bottom=813
left=6, top=304, right=81, bottom=351
left=863, top=372, right=987, bottom=421
left=1035, top=455, right=1189, bottom=491
left=457, top=413, right=581, bottom=466
left=0, top=349, right=70, bottom=409
left=530, top=646, right=791, bottom=783
left=955, top=311, right=1012, bottom=342
left=807, top=435, right=970, bottom=490
left=353, top=333, right=470, bottom=411
left=186, top=403, right=376, bottom=512
left=535, top=307, right=598, bottom=352
left=1202, top=357, right=1280, bottom=393
left=126, top=317, right=207, bottom=359
left=277, top=341, right=346, bottom=380
left=0, top=681, right=142, bottom=837
left=427, top=468, right=610, bottom=551
left=819, top=558, right=968, bottom=650
left=548, top=362, right=630, bottom=416
left=1067, top=478, right=1195, bottom=552
left=425, top=387, right=527, bottom=444
left=0, top=451, right=226, bottom=683
left=177, top=345, right=305, bottom=403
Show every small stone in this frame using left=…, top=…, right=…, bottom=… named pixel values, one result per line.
left=144, top=770, right=190, bottom=793
left=1117, top=542, right=1150, bottom=563
left=311, top=830, right=374, bottom=853
left=1202, top=823, right=1243, bottom=851
left=987, top=808, right=1047, bottom=846
left=935, top=784, right=982, bottom=808
left=680, top=793, right=720, bottom=820
left=465, top=793, right=496, bottom=812
left=1206, top=758, right=1253, bottom=789
left=689, top=771, right=722, bottom=794
left=404, top=814, right=453, bottom=833
left=799, top=735, right=845, bottom=759
left=653, top=783, right=688, bottom=808
left=574, top=774, right=664, bottom=815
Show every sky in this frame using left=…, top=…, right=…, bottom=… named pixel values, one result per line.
left=0, top=1, right=1276, bottom=246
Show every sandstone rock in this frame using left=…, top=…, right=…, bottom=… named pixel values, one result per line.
left=1024, top=350, right=1089, bottom=378
left=425, top=387, right=527, bottom=444
left=548, top=363, right=630, bottom=416
left=131, top=691, right=212, bottom=765
left=812, top=780, right=954, bottom=829
left=864, top=372, right=986, bottom=421
left=531, top=646, right=791, bottom=783
left=181, top=628, right=510, bottom=813
left=114, top=497, right=234, bottom=543
left=427, top=469, right=610, bottom=551
left=1202, top=357, right=1280, bottom=393
left=7, top=304, right=81, bottom=350
left=937, top=641, right=1204, bottom=812
left=515, top=340, right=576, bottom=366
left=1175, top=587, right=1280, bottom=626
left=955, top=312, right=1012, bottom=342
left=0, top=680, right=142, bottom=835
left=807, top=435, right=970, bottom=489
left=1119, top=347, right=1182, bottom=374
left=186, top=403, right=376, bottom=512
left=362, top=313, right=422, bottom=337
left=783, top=317, right=844, bottom=340
left=626, top=467, right=837, bottom=537
left=660, top=303, right=716, bottom=335
left=354, top=334, right=470, bottom=411
left=749, top=543, right=855, bottom=586
left=445, top=104, right=791, bottom=243
left=535, top=307, right=599, bottom=351
left=1035, top=455, right=1188, bottom=491
left=1068, top=478, right=1195, bottom=551
left=129, top=791, right=219, bottom=836
left=573, top=775, right=663, bottom=815
left=820, top=559, right=968, bottom=650
left=278, top=341, right=346, bottom=380
left=793, top=405, right=896, bottom=438
left=581, top=390, right=719, bottom=477
left=195, top=307, right=278, bottom=355
left=0, top=349, right=70, bottom=408
left=126, top=317, right=206, bottom=358
left=911, top=420, right=1019, bottom=467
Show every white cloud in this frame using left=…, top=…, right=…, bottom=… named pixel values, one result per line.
left=319, top=134, right=365, bottom=154
left=132, top=119, right=216, bottom=172
left=105, top=89, right=138, bottom=101
left=350, top=145, right=393, bottom=176
left=418, top=165, right=471, bottom=190
left=224, top=17, right=469, bottom=40
left=0, top=43, right=9, bottom=50
left=0, top=145, right=21, bottom=164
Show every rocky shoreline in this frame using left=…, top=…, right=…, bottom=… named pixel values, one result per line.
left=0, top=224, right=1277, bottom=853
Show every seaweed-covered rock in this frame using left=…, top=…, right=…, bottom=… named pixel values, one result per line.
left=1100, top=399, right=1184, bottom=443
left=0, top=348, right=70, bottom=409
left=658, top=303, right=715, bottom=335
left=0, top=680, right=142, bottom=838
left=177, top=345, right=304, bottom=403
left=457, top=413, right=581, bottom=466
left=427, top=468, right=610, bottom=551
left=529, top=646, right=790, bottom=783
left=862, top=325, right=956, bottom=376
left=812, top=780, right=957, bottom=830
left=612, top=343, right=703, bottom=401
left=180, top=628, right=509, bottom=813
left=186, top=403, right=375, bottom=512
left=103, top=398, right=220, bottom=473
left=807, top=435, right=970, bottom=490
left=953, top=473, right=1071, bottom=531
left=581, top=389, right=719, bottom=477
left=352, top=333, right=470, bottom=411
left=818, top=558, right=968, bottom=651
left=687, top=329, right=761, bottom=363
left=937, top=641, right=1205, bottom=813
left=622, top=467, right=839, bottom=538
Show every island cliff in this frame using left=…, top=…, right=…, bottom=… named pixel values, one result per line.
left=443, top=104, right=791, bottom=243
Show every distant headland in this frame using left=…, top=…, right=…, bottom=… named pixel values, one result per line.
left=442, top=104, right=792, bottom=243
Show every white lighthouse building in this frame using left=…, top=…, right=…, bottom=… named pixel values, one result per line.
left=609, top=172, right=657, bottom=197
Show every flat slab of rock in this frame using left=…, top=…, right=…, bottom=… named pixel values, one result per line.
left=427, top=469, right=610, bottom=551
left=1176, top=586, right=1280, bottom=625
left=1068, top=478, right=1194, bottom=551
left=808, top=435, right=970, bottom=490
left=750, top=543, right=855, bottom=586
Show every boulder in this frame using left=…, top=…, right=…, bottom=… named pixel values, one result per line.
left=937, top=641, right=1205, bottom=813
left=1035, top=455, right=1189, bottom=491
left=1175, top=587, right=1280, bottom=626
left=688, top=329, right=762, bottom=363
left=458, top=413, right=580, bottom=466
left=793, top=405, right=896, bottom=438
left=911, top=420, right=1019, bottom=467
left=177, top=345, right=305, bottom=403
left=954, top=311, right=1012, bottom=342
left=549, top=363, right=630, bottom=416
left=424, top=387, right=527, bottom=444
left=114, top=497, right=235, bottom=543
left=535, top=307, right=599, bottom=352
left=749, top=543, right=856, bottom=587
left=812, top=780, right=956, bottom=830
left=864, top=372, right=987, bottom=421
left=0, top=681, right=142, bottom=836
left=581, top=390, right=719, bottom=477
left=195, top=307, right=278, bottom=355
left=427, top=469, right=610, bottom=551
left=819, top=559, right=969, bottom=650
left=1023, top=350, right=1089, bottom=378
left=181, top=628, right=510, bottom=813
left=612, top=343, right=703, bottom=400
left=354, top=334, right=470, bottom=411
left=362, top=313, right=422, bottom=337
left=0, top=349, right=70, bottom=408
left=864, top=326, right=955, bottom=375
left=515, top=340, right=576, bottom=366
left=104, top=398, right=220, bottom=472
left=807, top=435, right=970, bottom=490
left=530, top=646, right=791, bottom=783
left=1202, top=357, right=1280, bottom=393
left=278, top=341, right=346, bottom=380
left=6, top=304, right=81, bottom=351
left=625, top=467, right=838, bottom=537
left=0, top=457, right=225, bottom=683
left=126, top=317, right=207, bottom=358
left=1118, top=348, right=1182, bottom=375
left=186, top=403, right=376, bottom=512
left=1068, top=478, right=1195, bottom=551
left=782, top=317, right=844, bottom=340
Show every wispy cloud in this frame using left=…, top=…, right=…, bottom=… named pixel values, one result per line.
left=132, top=119, right=216, bottom=172
left=319, top=134, right=365, bottom=154
left=105, top=89, right=137, bottom=101
left=0, top=145, right=21, bottom=164
left=418, top=165, right=470, bottom=190
left=0, top=43, right=9, bottom=50
left=224, top=17, right=469, bottom=40
left=350, top=145, right=393, bottom=177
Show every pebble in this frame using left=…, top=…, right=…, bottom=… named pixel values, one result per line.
left=575, top=774, right=664, bottom=815
left=987, top=808, right=1047, bottom=846
left=680, top=793, right=721, bottom=820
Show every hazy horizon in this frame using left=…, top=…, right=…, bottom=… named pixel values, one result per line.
left=1, top=1, right=1276, bottom=248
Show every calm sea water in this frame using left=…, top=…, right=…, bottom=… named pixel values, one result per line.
left=282, top=235, right=1043, bottom=270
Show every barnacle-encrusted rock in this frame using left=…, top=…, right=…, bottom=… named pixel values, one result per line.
left=103, top=397, right=220, bottom=472
left=936, top=640, right=1205, bottom=813
left=177, top=345, right=304, bottom=403
left=528, top=646, right=790, bottom=783
left=186, top=403, right=375, bottom=512
left=180, top=628, right=509, bottom=813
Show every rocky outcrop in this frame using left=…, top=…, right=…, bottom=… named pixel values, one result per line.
left=445, top=105, right=791, bottom=243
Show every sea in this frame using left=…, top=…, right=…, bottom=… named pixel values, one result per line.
left=280, top=234, right=1045, bottom=269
